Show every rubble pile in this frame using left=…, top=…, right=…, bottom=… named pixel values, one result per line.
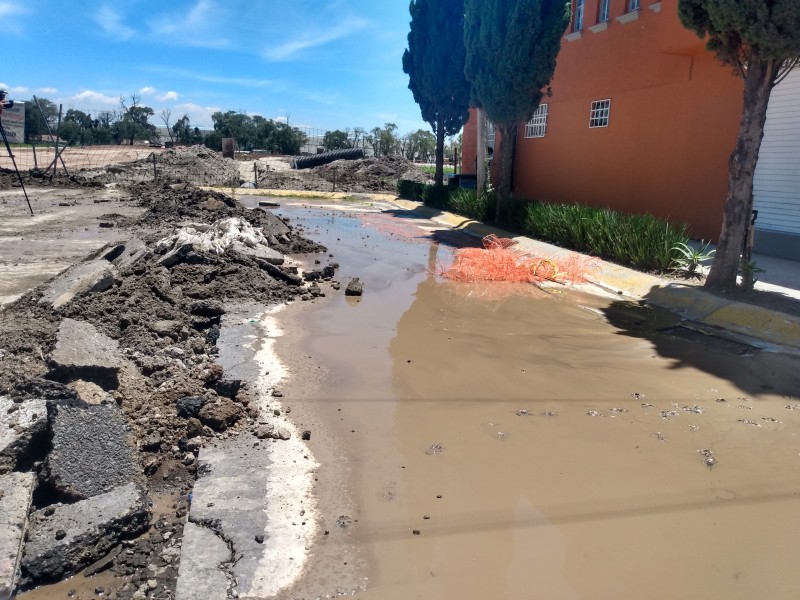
left=0, top=181, right=341, bottom=598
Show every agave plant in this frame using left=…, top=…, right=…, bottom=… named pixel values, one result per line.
left=670, top=240, right=715, bottom=278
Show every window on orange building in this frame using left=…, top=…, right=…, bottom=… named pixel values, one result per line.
left=627, top=0, right=640, bottom=11
left=525, top=105, right=549, bottom=138
left=573, top=0, right=584, bottom=31
left=589, top=100, right=611, bottom=128
left=598, top=0, right=610, bottom=22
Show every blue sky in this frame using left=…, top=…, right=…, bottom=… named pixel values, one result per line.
left=0, top=0, right=430, bottom=134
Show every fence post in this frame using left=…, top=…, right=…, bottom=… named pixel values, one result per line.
left=152, top=152, right=157, bottom=181
left=253, top=162, right=258, bottom=188
left=31, top=143, right=37, bottom=169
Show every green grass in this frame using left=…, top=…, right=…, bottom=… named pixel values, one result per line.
left=419, top=164, right=455, bottom=176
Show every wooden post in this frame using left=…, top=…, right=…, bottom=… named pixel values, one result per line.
left=221, top=138, right=234, bottom=159
left=152, top=152, right=157, bottom=181
left=253, top=162, right=258, bottom=188
left=32, top=143, right=37, bottom=169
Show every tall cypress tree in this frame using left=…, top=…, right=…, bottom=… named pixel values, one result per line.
left=679, top=1, right=800, bottom=291
left=403, top=0, right=472, bottom=187
left=464, top=0, right=570, bottom=220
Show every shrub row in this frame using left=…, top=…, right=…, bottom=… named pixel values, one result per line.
left=396, top=180, right=688, bottom=272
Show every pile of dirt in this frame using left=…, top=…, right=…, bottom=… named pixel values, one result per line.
left=0, top=167, right=104, bottom=189
left=0, top=181, right=337, bottom=598
left=79, top=145, right=243, bottom=187
left=255, top=155, right=433, bottom=193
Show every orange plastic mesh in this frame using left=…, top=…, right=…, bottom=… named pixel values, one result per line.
left=441, top=235, right=591, bottom=285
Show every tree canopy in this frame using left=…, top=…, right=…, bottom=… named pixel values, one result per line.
left=403, top=0, right=471, bottom=186
left=679, top=0, right=800, bottom=290
left=464, top=0, right=570, bottom=217
left=323, top=129, right=352, bottom=150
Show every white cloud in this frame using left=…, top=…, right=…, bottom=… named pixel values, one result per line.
left=148, top=0, right=230, bottom=49
left=172, top=102, right=220, bottom=129
left=0, top=85, right=29, bottom=96
left=139, top=86, right=157, bottom=96
left=94, top=6, right=136, bottom=40
left=157, top=91, right=180, bottom=102
left=36, top=87, right=58, bottom=95
left=274, top=116, right=288, bottom=124
left=71, top=90, right=119, bottom=107
left=263, top=16, right=370, bottom=61
left=0, top=3, right=26, bottom=18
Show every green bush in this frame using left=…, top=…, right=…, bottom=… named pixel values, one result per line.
left=447, top=188, right=493, bottom=221
left=421, top=184, right=450, bottom=208
left=397, top=179, right=426, bottom=200
left=523, top=201, right=688, bottom=271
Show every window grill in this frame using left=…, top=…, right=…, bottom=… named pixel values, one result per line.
left=525, top=105, right=549, bottom=138
left=589, top=99, right=611, bottom=128
left=574, top=0, right=585, bottom=31
left=599, top=0, right=610, bottom=22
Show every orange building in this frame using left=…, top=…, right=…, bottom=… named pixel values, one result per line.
left=462, top=0, right=745, bottom=243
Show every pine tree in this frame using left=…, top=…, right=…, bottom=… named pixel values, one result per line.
left=679, top=1, right=800, bottom=291
left=403, top=0, right=472, bottom=187
left=464, top=0, right=570, bottom=220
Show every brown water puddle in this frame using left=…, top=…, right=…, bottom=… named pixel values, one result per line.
left=270, top=201, right=800, bottom=600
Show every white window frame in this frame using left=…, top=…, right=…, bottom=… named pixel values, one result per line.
left=525, top=104, right=549, bottom=138
left=628, top=0, right=640, bottom=11
left=574, top=0, right=585, bottom=31
left=589, top=99, right=611, bottom=128
left=598, top=0, right=610, bottom=22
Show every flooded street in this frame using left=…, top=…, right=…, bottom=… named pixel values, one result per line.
left=265, top=200, right=800, bottom=600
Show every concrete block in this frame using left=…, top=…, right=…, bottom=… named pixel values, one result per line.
left=0, top=397, right=47, bottom=474
left=47, top=319, right=123, bottom=389
left=174, top=522, right=232, bottom=600
left=20, top=483, right=149, bottom=586
left=0, top=472, right=35, bottom=600
left=38, top=260, right=117, bottom=309
left=44, top=403, right=137, bottom=501
left=228, top=241, right=285, bottom=265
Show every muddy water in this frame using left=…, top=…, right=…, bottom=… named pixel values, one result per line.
left=270, top=200, right=800, bottom=600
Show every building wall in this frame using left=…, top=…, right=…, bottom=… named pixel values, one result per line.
left=753, top=68, right=800, bottom=259
left=463, top=1, right=744, bottom=241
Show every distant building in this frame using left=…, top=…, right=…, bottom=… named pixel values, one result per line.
left=461, top=1, right=799, bottom=259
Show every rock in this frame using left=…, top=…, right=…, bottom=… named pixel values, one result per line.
left=174, top=522, right=231, bottom=600
left=321, top=265, right=336, bottom=279
left=19, top=483, right=150, bottom=587
left=69, top=380, right=110, bottom=405
left=0, top=397, right=47, bottom=474
left=9, top=378, right=77, bottom=403
left=303, top=270, right=322, bottom=282
left=301, top=430, right=311, bottom=441
left=0, top=472, right=35, bottom=598
left=149, top=320, right=182, bottom=340
left=308, top=283, right=323, bottom=298
left=176, top=396, right=208, bottom=420
left=47, top=319, right=123, bottom=390
left=228, top=241, right=285, bottom=265
left=198, top=399, right=243, bottom=432
left=44, top=403, right=137, bottom=501
left=254, top=423, right=290, bottom=441
left=186, top=418, right=204, bottom=438
left=190, top=300, right=225, bottom=317
left=141, top=433, right=162, bottom=452
left=345, top=278, right=363, bottom=296
left=106, top=238, right=150, bottom=271
left=38, top=260, right=117, bottom=309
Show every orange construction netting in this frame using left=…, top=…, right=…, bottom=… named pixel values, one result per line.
left=441, top=234, right=591, bottom=285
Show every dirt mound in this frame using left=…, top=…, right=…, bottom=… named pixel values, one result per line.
left=255, top=155, right=433, bottom=193
left=80, top=146, right=243, bottom=187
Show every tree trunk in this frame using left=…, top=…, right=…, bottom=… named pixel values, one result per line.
left=495, top=122, right=518, bottom=223
left=704, top=58, right=779, bottom=291
left=434, top=116, right=446, bottom=187
left=476, top=108, right=487, bottom=195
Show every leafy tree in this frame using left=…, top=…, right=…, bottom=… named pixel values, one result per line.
left=118, top=95, right=157, bottom=145
left=464, top=0, right=570, bottom=218
left=212, top=110, right=255, bottom=150
left=268, top=122, right=307, bottom=154
left=59, top=109, right=94, bottom=145
left=323, top=129, right=352, bottom=150
left=679, top=1, right=800, bottom=291
left=405, top=129, right=436, bottom=161
left=371, top=123, right=399, bottom=157
left=403, top=0, right=471, bottom=186
left=24, top=97, right=59, bottom=142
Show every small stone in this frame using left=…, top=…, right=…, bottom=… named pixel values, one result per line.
left=147, top=579, right=158, bottom=590
left=255, top=534, right=264, bottom=544
left=301, top=430, right=311, bottom=441
left=412, top=529, right=421, bottom=535
left=345, top=277, right=363, bottom=296
left=55, top=529, right=67, bottom=540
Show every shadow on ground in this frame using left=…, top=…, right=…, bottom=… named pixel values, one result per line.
left=602, top=286, right=800, bottom=399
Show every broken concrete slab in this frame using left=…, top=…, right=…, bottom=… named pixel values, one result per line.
left=19, top=483, right=150, bottom=587
left=47, top=318, right=123, bottom=389
left=38, top=260, right=117, bottom=309
left=228, top=241, right=284, bottom=265
left=44, top=403, right=137, bottom=501
left=105, top=238, right=150, bottom=271
left=178, top=435, right=271, bottom=597
left=0, top=396, right=47, bottom=474
left=0, top=472, right=35, bottom=600
left=174, top=521, right=232, bottom=600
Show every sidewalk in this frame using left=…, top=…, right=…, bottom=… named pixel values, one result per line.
left=389, top=198, right=800, bottom=352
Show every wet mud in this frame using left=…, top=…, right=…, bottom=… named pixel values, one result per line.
left=273, top=200, right=800, bottom=600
